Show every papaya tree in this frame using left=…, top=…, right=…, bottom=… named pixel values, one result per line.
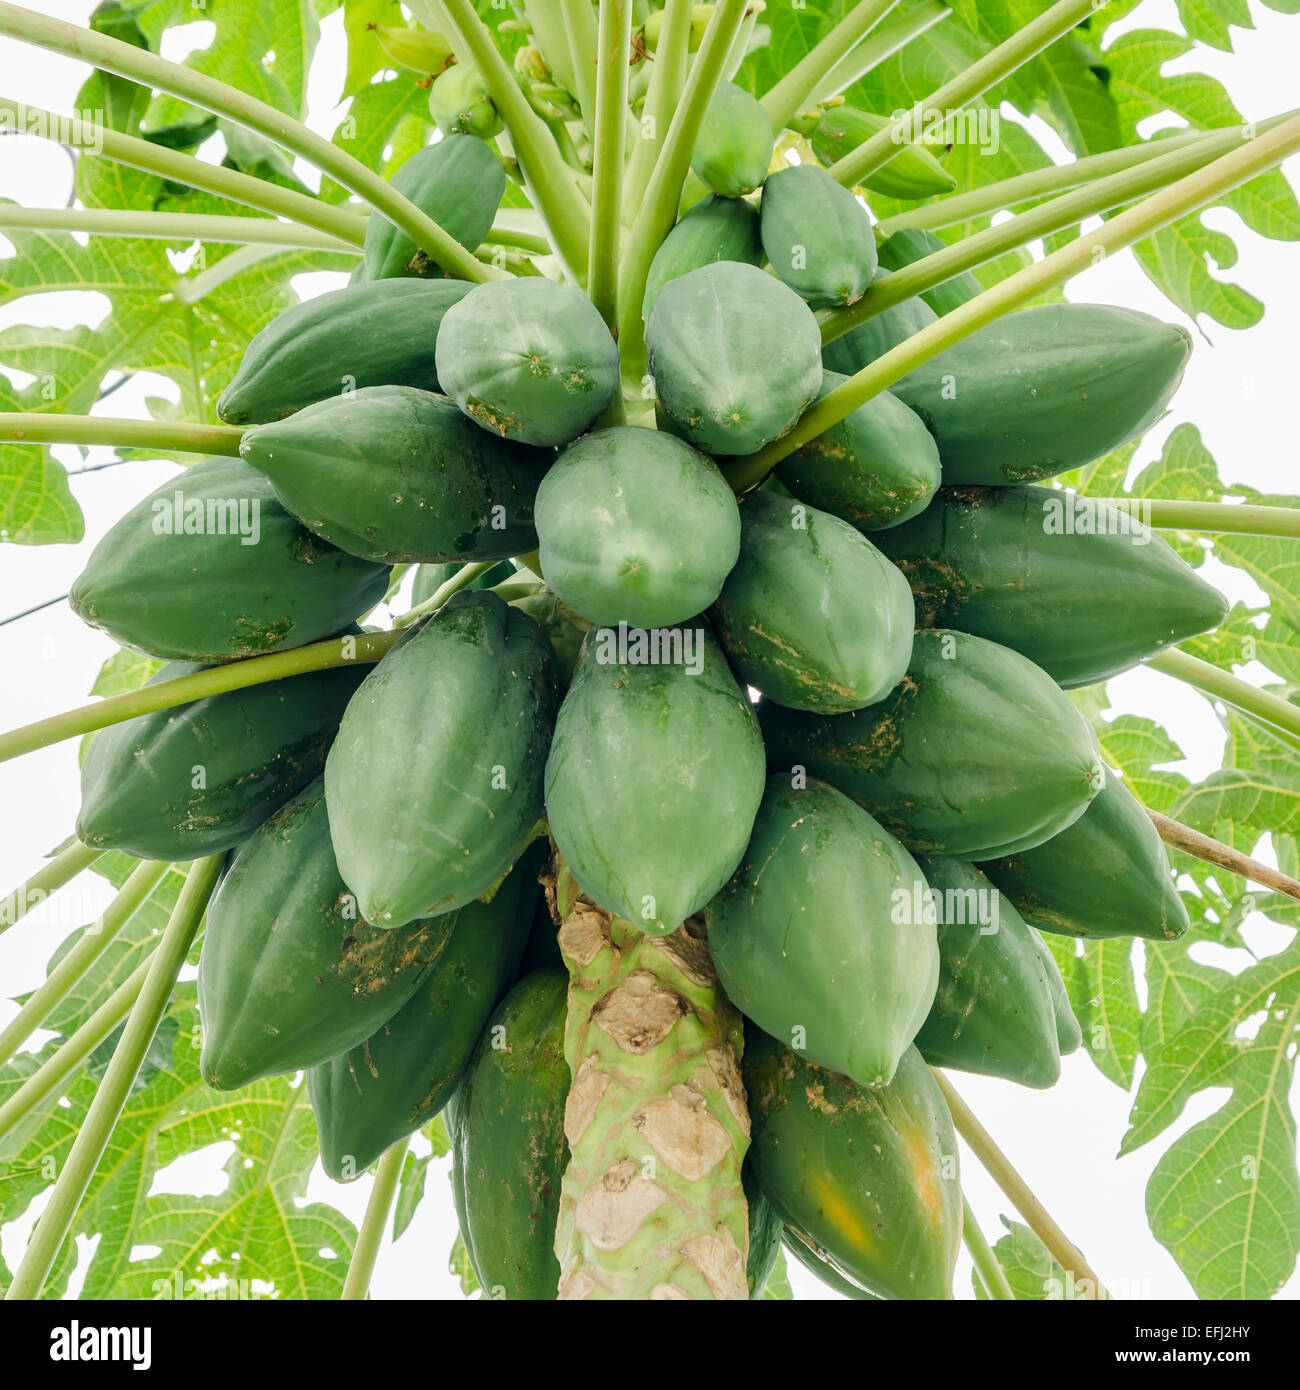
left=0, top=0, right=1299, bottom=1304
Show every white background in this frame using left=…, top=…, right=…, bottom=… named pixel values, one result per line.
left=1, top=0, right=1298, bottom=1300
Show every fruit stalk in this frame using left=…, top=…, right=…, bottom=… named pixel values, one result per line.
left=0, top=858, right=169, bottom=1069
left=0, top=205, right=360, bottom=253
left=588, top=0, right=634, bottom=332
left=1091, top=498, right=1300, bottom=540
left=725, top=108, right=1300, bottom=491
left=623, top=0, right=693, bottom=210
left=616, top=0, right=750, bottom=373
left=0, top=97, right=369, bottom=247
left=827, top=0, right=1104, bottom=189
left=0, top=840, right=102, bottom=938
left=550, top=861, right=752, bottom=1300
left=1148, top=647, right=1300, bottom=743
left=963, top=1197, right=1016, bottom=1301
left=822, top=111, right=1299, bottom=345
left=341, top=1140, right=410, bottom=1301
left=932, top=1069, right=1111, bottom=1300
left=5, top=856, right=221, bottom=1301
left=760, top=0, right=900, bottom=132
left=1148, top=811, right=1300, bottom=903
left=0, top=412, right=245, bottom=457
left=438, top=0, right=592, bottom=281
left=0, top=3, right=497, bottom=284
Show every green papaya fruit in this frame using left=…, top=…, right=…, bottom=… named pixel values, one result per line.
left=876, top=228, right=982, bottom=317
left=759, top=629, right=1105, bottom=859
left=873, top=485, right=1229, bottom=687
left=710, top=491, right=914, bottom=714
left=812, top=106, right=956, bottom=200
left=358, top=135, right=505, bottom=281
left=544, top=623, right=765, bottom=935
left=980, top=771, right=1189, bottom=942
left=77, top=657, right=365, bottom=861
left=690, top=81, right=773, bottom=197
left=428, top=64, right=502, bottom=139
left=309, top=844, right=542, bottom=1180
left=760, top=163, right=877, bottom=308
left=774, top=369, right=941, bottom=532
left=435, top=278, right=621, bottom=447
left=374, top=23, right=453, bottom=75
left=326, top=591, right=557, bottom=927
left=535, top=427, right=741, bottom=627
left=891, top=304, right=1192, bottom=484
left=821, top=272, right=938, bottom=377
left=642, top=193, right=764, bottom=321
left=240, top=385, right=546, bottom=565
left=911, top=855, right=1066, bottom=1089
left=446, top=966, right=569, bottom=1298
left=68, top=457, right=389, bottom=662
left=646, top=261, right=822, bottom=456
left=197, top=778, right=454, bottom=1091
left=744, top=1031, right=962, bottom=1300
left=410, top=559, right=514, bottom=606
left=782, top=1228, right=880, bottom=1299
left=216, top=279, right=471, bottom=425
left=708, top=775, right=938, bottom=1089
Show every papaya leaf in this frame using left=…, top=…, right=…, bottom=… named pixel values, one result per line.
left=1138, top=940, right=1300, bottom=1298
left=972, top=1217, right=1089, bottom=1300
left=0, top=989, right=355, bottom=1299
left=759, top=1251, right=793, bottom=1300
left=1142, top=938, right=1233, bottom=1057
left=1070, top=938, right=1143, bottom=1090
left=423, top=1111, right=451, bottom=1158
left=393, top=1149, right=431, bottom=1241
left=450, top=1230, right=481, bottom=1297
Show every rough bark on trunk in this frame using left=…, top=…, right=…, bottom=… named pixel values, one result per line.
left=548, top=856, right=751, bottom=1299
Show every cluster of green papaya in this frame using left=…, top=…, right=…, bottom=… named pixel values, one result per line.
left=64, top=86, right=1223, bottom=1300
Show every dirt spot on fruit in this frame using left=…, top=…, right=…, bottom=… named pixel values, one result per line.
left=464, top=395, right=524, bottom=438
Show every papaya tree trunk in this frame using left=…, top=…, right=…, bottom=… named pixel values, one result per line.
left=548, top=857, right=750, bottom=1299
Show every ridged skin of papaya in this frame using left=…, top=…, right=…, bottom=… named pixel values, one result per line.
left=821, top=274, right=938, bottom=377
left=759, top=629, right=1105, bottom=860
left=310, top=843, right=543, bottom=1182
left=876, top=228, right=982, bottom=316
left=326, top=591, right=558, bottom=927
left=775, top=370, right=942, bottom=532
left=535, top=427, right=740, bottom=628
left=891, top=304, right=1192, bottom=485
left=76, top=657, right=365, bottom=861
left=980, top=771, right=1190, bottom=942
left=812, top=108, right=956, bottom=200
left=689, top=82, right=774, bottom=197
left=357, top=135, right=505, bottom=281
left=217, top=278, right=471, bottom=425
left=874, top=485, right=1229, bottom=687
left=197, top=778, right=456, bottom=1091
left=707, top=775, right=939, bottom=1090
left=911, top=855, right=1065, bottom=1089
left=744, top=1032, right=962, bottom=1300
left=646, top=261, right=823, bottom=456
left=68, top=456, right=390, bottom=662
left=435, top=278, right=621, bottom=447
left=642, top=194, right=764, bottom=320
left=446, top=964, right=570, bottom=1298
left=544, top=624, right=766, bottom=935
left=240, top=385, right=547, bottom=565
left=760, top=163, right=877, bottom=309
left=712, top=491, right=914, bottom=714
